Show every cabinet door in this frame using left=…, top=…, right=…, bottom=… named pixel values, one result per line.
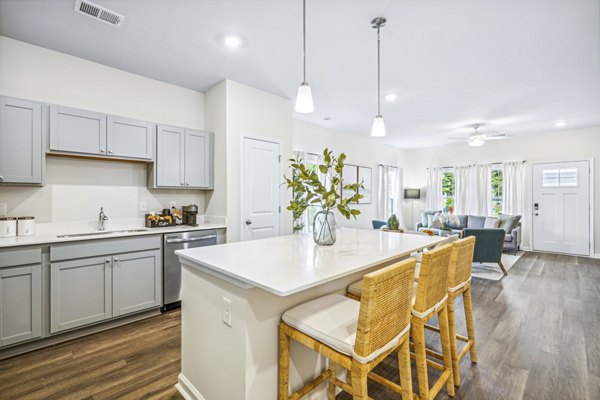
left=50, top=256, right=112, bottom=333
left=0, top=265, right=42, bottom=347
left=107, top=116, right=154, bottom=160
left=156, top=125, right=185, bottom=187
left=112, top=250, right=161, bottom=316
left=0, top=97, right=42, bottom=184
left=49, top=105, right=107, bottom=155
left=184, top=129, right=211, bottom=188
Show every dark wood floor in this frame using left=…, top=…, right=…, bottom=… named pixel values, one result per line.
left=1, top=252, right=599, bottom=399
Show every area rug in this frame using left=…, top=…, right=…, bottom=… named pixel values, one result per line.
left=471, top=251, right=524, bottom=281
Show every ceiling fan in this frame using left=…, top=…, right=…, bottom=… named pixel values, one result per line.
left=448, top=124, right=514, bottom=147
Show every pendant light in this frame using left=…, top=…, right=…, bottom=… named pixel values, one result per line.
left=370, top=17, right=386, bottom=137
left=295, top=0, right=314, bottom=113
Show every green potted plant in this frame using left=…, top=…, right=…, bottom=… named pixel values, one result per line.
left=386, top=214, right=401, bottom=231
left=285, top=149, right=363, bottom=245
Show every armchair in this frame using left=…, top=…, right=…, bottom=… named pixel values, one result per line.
left=463, top=228, right=507, bottom=276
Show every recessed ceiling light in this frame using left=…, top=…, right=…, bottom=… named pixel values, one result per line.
left=223, top=35, right=242, bottom=48
left=384, top=94, right=397, bottom=101
left=555, top=120, right=567, bottom=127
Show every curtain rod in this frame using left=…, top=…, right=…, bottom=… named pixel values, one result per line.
left=378, top=163, right=398, bottom=168
left=426, top=160, right=526, bottom=170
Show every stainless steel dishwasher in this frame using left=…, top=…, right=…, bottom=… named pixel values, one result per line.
left=162, top=229, right=219, bottom=311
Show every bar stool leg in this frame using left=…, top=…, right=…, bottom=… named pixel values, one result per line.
left=463, top=285, right=478, bottom=363
left=447, top=295, right=461, bottom=386
left=351, top=363, right=369, bottom=400
left=438, top=304, right=456, bottom=397
left=328, top=362, right=337, bottom=400
left=278, top=327, right=290, bottom=400
left=412, top=318, right=430, bottom=399
left=398, top=337, right=413, bottom=400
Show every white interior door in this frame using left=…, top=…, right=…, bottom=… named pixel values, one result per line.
left=532, top=160, right=591, bottom=255
left=242, top=137, right=281, bottom=241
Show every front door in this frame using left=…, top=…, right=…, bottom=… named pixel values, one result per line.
left=242, top=137, right=281, bottom=241
left=532, top=160, right=591, bottom=255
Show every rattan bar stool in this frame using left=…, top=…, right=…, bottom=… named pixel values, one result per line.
left=424, top=236, right=478, bottom=387
left=278, top=258, right=416, bottom=400
left=410, top=244, right=455, bottom=400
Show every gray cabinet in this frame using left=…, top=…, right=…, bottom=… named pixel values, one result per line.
left=112, top=250, right=161, bottom=316
left=0, top=265, right=42, bottom=347
left=50, top=106, right=153, bottom=161
left=156, top=125, right=185, bottom=187
left=49, top=105, right=106, bottom=155
left=0, top=96, right=43, bottom=184
left=151, top=125, right=213, bottom=189
left=107, top=116, right=154, bottom=160
left=50, top=256, right=112, bottom=333
left=0, top=247, right=43, bottom=347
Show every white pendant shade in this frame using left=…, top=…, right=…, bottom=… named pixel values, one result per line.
left=371, top=115, right=386, bottom=137
left=295, top=83, right=314, bottom=114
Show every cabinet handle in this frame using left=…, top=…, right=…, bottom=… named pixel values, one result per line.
left=108, top=150, right=113, bottom=154
left=114, top=257, right=119, bottom=262
left=105, top=258, right=111, bottom=263
left=100, top=149, right=106, bottom=153
left=186, top=182, right=190, bottom=186
left=181, top=182, right=184, bottom=186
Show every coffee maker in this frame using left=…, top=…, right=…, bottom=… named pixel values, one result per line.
left=182, top=205, right=199, bottom=226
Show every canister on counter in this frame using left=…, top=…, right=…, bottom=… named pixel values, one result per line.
left=0, top=217, right=17, bottom=237
left=17, top=216, right=35, bottom=236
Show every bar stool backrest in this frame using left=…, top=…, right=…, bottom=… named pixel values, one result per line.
left=414, top=244, right=452, bottom=315
left=448, top=236, right=476, bottom=289
left=353, top=258, right=416, bottom=361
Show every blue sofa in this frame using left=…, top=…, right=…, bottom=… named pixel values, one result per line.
left=416, top=210, right=521, bottom=254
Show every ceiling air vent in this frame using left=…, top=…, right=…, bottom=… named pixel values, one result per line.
left=74, top=0, right=124, bottom=27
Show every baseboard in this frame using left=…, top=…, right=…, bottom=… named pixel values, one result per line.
left=593, top=253, right=600, bottom=259
left=176, top=373, right=206, bottom=400
left=521, top=246, right=531, bottom=251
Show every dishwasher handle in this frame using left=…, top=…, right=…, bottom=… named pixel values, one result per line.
left=166, top=234, right=217, bottom=244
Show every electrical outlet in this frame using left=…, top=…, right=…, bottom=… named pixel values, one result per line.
left=169, top=201, right=176, bottom=209
left=0, top=203, right=6, bottom=217
left=139, top=201, right=147, bottom=212
left=222, top=297, right=232, bottom=327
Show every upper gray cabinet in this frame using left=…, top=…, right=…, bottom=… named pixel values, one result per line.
left=0, top=96, right=43, bottom=185
left=50, top=105, right=154, bottom=161
left=107, top=116, right=153, bottom=159
left=150, top=125, right=213, bottom=189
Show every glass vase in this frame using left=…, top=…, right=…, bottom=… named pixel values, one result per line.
left=313, top=210, right=337, bottom=245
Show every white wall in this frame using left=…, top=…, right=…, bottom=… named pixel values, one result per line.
left=0, top=36, right=207, bottom=223
left=403, top=126, right=600, bottom=253
left=292, top=120, right=408, bottom=230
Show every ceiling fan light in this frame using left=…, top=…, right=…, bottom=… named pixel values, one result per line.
left=295, top=82, right=314, bottom=113
left=371, top=115, right=386, bottom=137
left=468, top=138, right=484, bottom=147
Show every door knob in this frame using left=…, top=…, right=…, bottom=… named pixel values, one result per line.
left=245, top=219, right=252, bottom=225
left=534, top=213, right=539, bottom=216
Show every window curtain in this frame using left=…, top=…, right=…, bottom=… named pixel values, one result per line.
left=502, top=162, right=526, bottom=216
left=377, top=165, right=389, bottom=221
left=455, top=164, right=491, bottom=215
left=425, top=167, right=442, bottom=211
left=390, top=167, right=405, bottom=227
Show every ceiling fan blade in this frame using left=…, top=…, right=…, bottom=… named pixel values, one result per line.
left=446, top=137, right=469, bottom=140
left=483, top=135, right=512, bottom=141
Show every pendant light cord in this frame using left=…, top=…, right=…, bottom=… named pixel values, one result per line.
left=302, top=0, right=307, bottom=83
left=376, top=24, right=381, bottom=116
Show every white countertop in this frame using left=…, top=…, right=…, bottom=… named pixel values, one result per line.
left=176, top=228, right=446, bottom=296
left=0, top=222, right=226, bottom=248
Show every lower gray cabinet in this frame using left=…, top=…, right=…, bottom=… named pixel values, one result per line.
left=112, top=250, right=161, bottom=316
left=50, top=256, right=112, bottom=333
left=0, top=264, right=42, bottom=347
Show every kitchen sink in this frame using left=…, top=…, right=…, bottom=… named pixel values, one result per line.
left=56, top=229, right=148, bottom=238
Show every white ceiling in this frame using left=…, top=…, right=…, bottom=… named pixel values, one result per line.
left=1, top=0, right=599, bottom=149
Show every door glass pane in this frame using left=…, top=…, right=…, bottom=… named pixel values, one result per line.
left=542, top=169, right=559, bottom=187
left=559, top=168, right=578, bottom=187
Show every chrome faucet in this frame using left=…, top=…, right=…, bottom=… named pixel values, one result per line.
left=98, top=207, right=109, bottom=231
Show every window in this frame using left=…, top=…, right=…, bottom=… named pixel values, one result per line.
left=387, top=166, right=398, bottom=216
left=491, top=166, right=503, bottom=216
left=441, top=168, right=455, bottom=212
left=543, top=168, right=578, bottom=187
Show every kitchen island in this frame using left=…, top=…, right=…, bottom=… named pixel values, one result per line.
left=175, top=228, right=445, bottom=400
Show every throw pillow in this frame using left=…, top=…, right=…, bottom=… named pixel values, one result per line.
left=427, top=214, right=443, bottom=229
left=498, top=213, right=522, bottom=233
left=466, top=215, right=486, bottom=229
left=448, top=214, right=465, bottom=229
left=421, top=210, right=442, bottom=227
left=484, top=217, right=499, bottom=229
